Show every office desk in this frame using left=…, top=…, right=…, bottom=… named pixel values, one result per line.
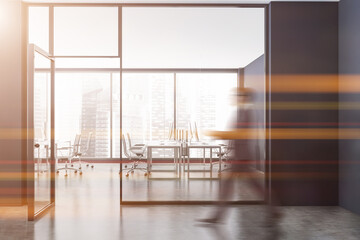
left=147, top=142, right=181, bottom=178
left=184, top=143, right=222, bottom=178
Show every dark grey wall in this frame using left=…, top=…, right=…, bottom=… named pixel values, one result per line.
left=243, top=55, right=266, bottom=172
left=269, top=2, right=338, bottom=205
left=339, top=0, right=360, bottom=215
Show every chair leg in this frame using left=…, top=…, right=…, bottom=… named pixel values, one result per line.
left=75, top=157, right=94, bottom=169
left=56, top=160, right=82, bottom=176
left=121, top=159, right=148, bottom=177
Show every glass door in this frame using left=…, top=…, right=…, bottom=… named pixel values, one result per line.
left=27, top=44, right=55, bottom=220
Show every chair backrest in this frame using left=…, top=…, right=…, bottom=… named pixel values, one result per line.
left=194, top=122, right=200, bottom=141
left=81, top=132, right=93, bottom=155
left=188, top=122, right=193, bottom=140
left=168, top=122, right=174, bottom=140
left=73, top=134, right=81, bottom=155
left=122, top=134, right=130, bottom=158
left=126, top=133, right=132, bottom=148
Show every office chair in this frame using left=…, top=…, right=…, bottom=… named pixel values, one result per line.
left=56, top=134, right=82, bottom=176
left=126, top=133, right=146, bottom=149
left=212, top=140, right=234, bottom=173
left=71, top=132, right=94, bottom=170
left=119, top=134, right=148, bottom=177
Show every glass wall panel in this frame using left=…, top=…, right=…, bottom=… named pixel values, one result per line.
left=27, top=4, right=266, bottom=203
left=123, top=7, right=264, bottom=68
left=176, top=73, right=237, bottom=162
left=177, top=73, right=237, bottom=135
left=33, top=51, right=51, bottom=213
left=122, top=73, right=174, bottom=158
left=112, top=73, right=121, bottom=158
left=55, top=72, right=111, bottom=158
left=54, top=7, right=118, bottom=56
left=121, top=7, right=265, bottom=202
left=29, top=7, right=49, bottom=52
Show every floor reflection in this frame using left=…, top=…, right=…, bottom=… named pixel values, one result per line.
left=1, top=164, right=360, bottom=240
left=122, top=162, right=264, bottom=202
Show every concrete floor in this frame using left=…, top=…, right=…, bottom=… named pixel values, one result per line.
left=1, top=164, right=360, bottom=240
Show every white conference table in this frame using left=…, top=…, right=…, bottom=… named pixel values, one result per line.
left=146, top=141, right=223, bottom=179
left=184, top=142, right=223, bottom=178
left=146, top=142, right=181, bottom=178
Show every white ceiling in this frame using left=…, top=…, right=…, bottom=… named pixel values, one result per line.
left=24, top=0, right=338, bottom=68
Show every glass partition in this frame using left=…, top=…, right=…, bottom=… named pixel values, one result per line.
left=27, top=3, right=267, bottom=205
left=54, top=7, right=118, bottom=56
left=55, top=72, right=112, bottom=158
left=176, top=73, right=237, bottom=160
left=123, top=7, right=264, bottom=68
left=112, top=73, right=121, bottom=158
left=121, top=7, right=266, bottom=203
left=122, top=73, right=174, bottom=158
left=176, top=73, right=237, bottom=134
left=27, top=44, right=54, bottom=220
left=29, top=7, right=49, bottom=53
left=33, top=52, right=52, bottom=214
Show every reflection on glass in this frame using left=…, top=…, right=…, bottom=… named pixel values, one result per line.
left=34, top=52, right=51, bottom=213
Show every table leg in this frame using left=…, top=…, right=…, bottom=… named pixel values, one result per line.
left=37, top=147, right=41, bottom=175
left=178, top=148, right=181, bottom=177
left=187, top=155, right=190, bottom=179
left=150, top=149, right=153, bottom=171
left=203, top=148, right=205, bottom=166
left=147, top=147, right=150, bottom=173
left=219, top=147, right=222, bottom=173
left=183, top=148, right=185, bottom=174
left=174, top=148, right=178, bottom=176
left=210, top=148, right=213, bottom=172
left=45, top=145, right=49, bottom=172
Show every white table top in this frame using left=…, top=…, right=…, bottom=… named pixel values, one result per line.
left=146, top=141, right=222, bottom=148
left=188, top=142, right=222, bottom=148
left=147, top=141, right=181, bottom=148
